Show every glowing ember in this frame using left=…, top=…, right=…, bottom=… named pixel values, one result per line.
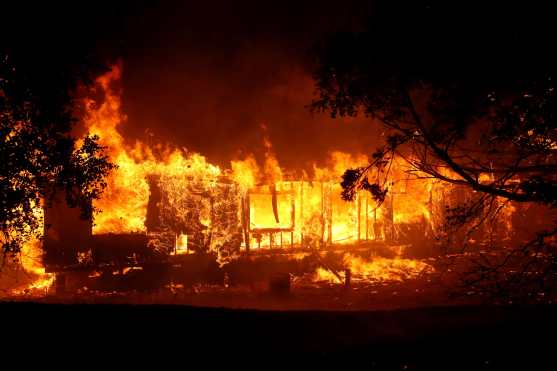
left=313, top=254, right=435, bottom=284
left=10, top=235, right=55, bottom=296
left=175, top=233, right=189, bottom=255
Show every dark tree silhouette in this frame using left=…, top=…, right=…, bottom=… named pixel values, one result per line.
left=0, top=3, right=120, bottom=258
left=0, top=54, right=115, bottom=257
left=311, top=2, right=557, bottom=300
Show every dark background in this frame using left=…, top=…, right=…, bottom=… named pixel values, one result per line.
left=3, top=1, right=553, bottom=172
left=3, top=301, right=557, bottom=369
left=2, top=0, right=380, bottom=171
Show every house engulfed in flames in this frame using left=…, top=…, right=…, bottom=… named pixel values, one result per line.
left=18, top=65, right=516, bottom=294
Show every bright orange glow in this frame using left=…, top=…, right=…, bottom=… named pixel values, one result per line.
left=313, top=254, right=435, bottom=283
left=10, top=206, right=55, bottom=296
left=84, top=65, right=222, bottom=235
left=175, top=233, right=189, bottom=255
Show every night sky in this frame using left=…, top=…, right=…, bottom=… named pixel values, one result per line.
left=5, top=1, right=551, bottom=171
left=116, top=0, right=379, bottom=170
left=4, top=0, right=380, bottom=170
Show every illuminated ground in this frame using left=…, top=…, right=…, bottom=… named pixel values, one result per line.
left=4, top=273, right=469, bottom=310
left=1, top=253, right=471, bottom=310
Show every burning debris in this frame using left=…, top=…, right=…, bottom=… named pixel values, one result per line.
left=313, top=254, right=434, bottom=284
left=1, top=228, right=54, bottom=298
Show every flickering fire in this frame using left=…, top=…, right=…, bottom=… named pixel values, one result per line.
left=84, top=65, right=222, bottom=235
left=9, top=207, right=54, bottom=296
left=7, top=64, right=520, bottom=296
left=16, top=239, right=55, bottom=294
left=313, top=254, right=435, bottom=284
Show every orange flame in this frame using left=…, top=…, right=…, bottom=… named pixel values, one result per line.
left=84, top=65, right=222, bottom=234
left=313, top=253, right=435, bottom=283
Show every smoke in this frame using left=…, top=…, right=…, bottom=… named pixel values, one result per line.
left=4, top=0, right=379, bottom=173
left=112, top=0, right=379, bottom=172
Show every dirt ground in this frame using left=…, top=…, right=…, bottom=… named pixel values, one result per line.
left=3, top=268, right=469, bottom=310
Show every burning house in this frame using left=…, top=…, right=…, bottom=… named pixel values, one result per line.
left=4, top=3, right=557, bottom=365
left=42, top=171, right=438, bottom=291
left=24, top=64, right=518, bottom=294
left=12, top=64, right=515, bottom=296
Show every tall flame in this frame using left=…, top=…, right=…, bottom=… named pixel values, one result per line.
left=84, top=65, right=222, bottom=234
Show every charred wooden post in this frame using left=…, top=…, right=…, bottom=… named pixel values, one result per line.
left=145, top=175, right=163, bottom=232
left=270, top=183, right=280, bottom=224
left=384, top=192, right=395, bottom=241
left=344, top=269, right=351, bottom=289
